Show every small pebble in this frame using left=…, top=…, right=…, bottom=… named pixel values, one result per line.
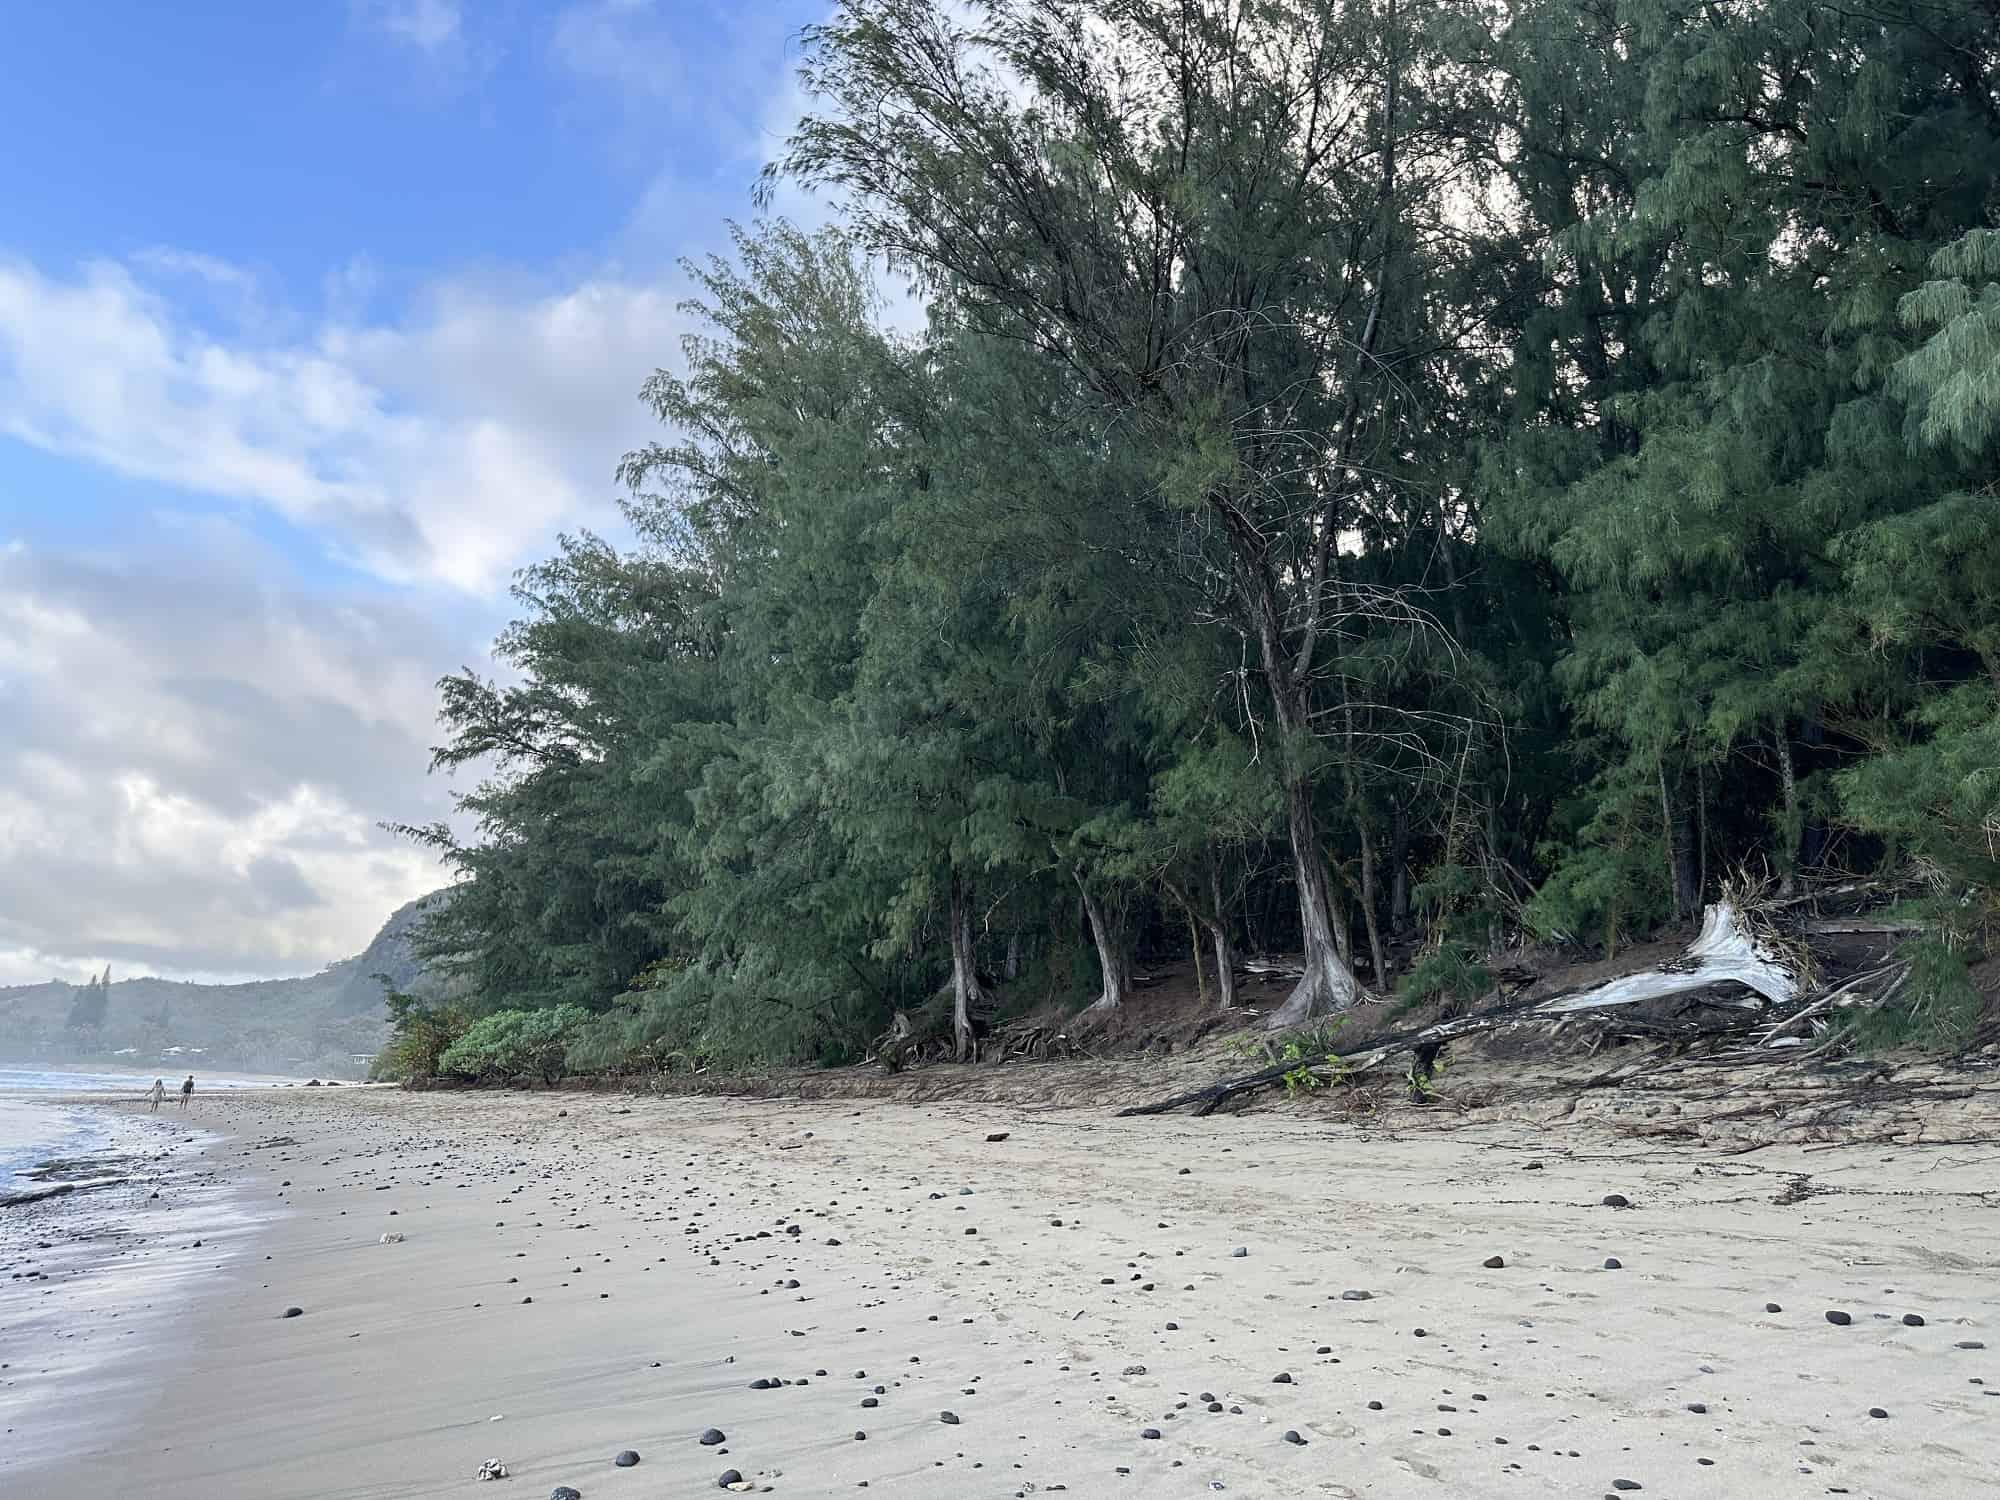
left=699, top=1428, right=726, bottom=1446
left=1826, top=1310, right=1852, bottom=1326
left=1281, top=1430, right=1306, bottom=1446
left=613, top=1451, right=639, bottom=1467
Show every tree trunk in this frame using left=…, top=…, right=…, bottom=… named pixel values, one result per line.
left=1658, top=759, right=1701, bottom=922
left=1388, top=798, right=1411, bottom=932
left=1263, top=776, right=1364, bottom=1029
left=1074, top=871, right=1133, bottom=1017
left=1004, top=929, right=1021, bottom=983
left=947, top=871, right=984, bottom=1062
left=1358, top=818, right=1389, bottom=988
left=1206, top=860, right=1239, bottom=1011
left=1775, top=731, right=1800, bottom=897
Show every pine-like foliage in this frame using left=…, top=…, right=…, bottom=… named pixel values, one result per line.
left=403, top=1, right=2000, bottom=1067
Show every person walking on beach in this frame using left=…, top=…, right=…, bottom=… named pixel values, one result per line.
left=148, top=1078, right=165, bottom=1112
left=179, top=1075, right=194, bottom=1109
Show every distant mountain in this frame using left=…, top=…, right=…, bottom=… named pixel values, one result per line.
left=0, top=892, right=449, bottom=1079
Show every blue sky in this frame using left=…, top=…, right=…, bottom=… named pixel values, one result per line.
left=0, top=1, right=832, bottom=984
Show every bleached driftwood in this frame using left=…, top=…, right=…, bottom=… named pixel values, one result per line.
left=1531, top=902, right=1799, bottom=1014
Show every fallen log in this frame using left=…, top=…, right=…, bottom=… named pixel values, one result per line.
left=1120, top=902, right=1805, bottom=1118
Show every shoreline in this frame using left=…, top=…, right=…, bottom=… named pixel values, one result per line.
left=10, top=1084, right=2000, bottom=1497
left=0, top=1096, right=263, bottom=1479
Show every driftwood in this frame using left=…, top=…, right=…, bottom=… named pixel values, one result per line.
left=1119, top=902, right=1835, bottom=1119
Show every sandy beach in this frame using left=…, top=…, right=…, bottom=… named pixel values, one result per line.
left=5, top=1080, right=1998, bottom=1499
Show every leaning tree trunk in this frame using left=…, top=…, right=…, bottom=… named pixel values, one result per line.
left=946, top=871, right=985, bottom=1062
left=1074, top=872, right=1134, bottom=1017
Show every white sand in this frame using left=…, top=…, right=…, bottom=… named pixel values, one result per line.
left=11, top=1085, right=1999, bottom=1498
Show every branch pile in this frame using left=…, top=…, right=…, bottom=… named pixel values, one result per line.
left=1120, top=899, right=1919, bottom=1118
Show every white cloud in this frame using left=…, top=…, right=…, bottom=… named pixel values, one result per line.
left=0, top=255, right=692, bottom=593
left=0, top=534, right=459, bottom=980
left=358, top=0, right=463, bottom=53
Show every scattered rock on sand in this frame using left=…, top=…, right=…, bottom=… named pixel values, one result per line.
left=1282, top=1430, right=1307, bottom=1445
left=1903, top=1313, right=1926, bottom=1327
left=550, top=1489, right=581, bottom=1500
left=1603, top=1258, right=1623, bottom=1270
left=716, top=1473, right=742, bottom=1490
left=476, top=1459, right=509, bottom=1480
left=986, top=1132, right=1010, bottom=1142
left=1341, top=1289, right=1372, bottom=1301
left=1826, top=1310, right=1853, bottom=1326
left=1483, top=1255, right=1506, bottom=1269
left=699, top=1428, right=726, bottom=1446
left=940, top=1411, right=961, bottom=1425
left=613, top=1450, right=640, bottom=1467
left=281, top=1307, right=304, bottom=1318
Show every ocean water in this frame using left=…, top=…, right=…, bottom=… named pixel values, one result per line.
left=0, top=1067, right=294, bottom=1185
left=0, top=1070, right=277, bottom=1482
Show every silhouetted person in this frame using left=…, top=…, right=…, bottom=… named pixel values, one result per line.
left=179, top=1075, right=194, bottom=1109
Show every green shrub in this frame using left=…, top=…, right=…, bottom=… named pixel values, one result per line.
left=371, top=988, right=469, bottom=1082
left=1837, top=928, right=1987, bottom=1053
left=437, top=1005, right=593, bottom=1085
left=1393, top=942, right=1494, bottom=1018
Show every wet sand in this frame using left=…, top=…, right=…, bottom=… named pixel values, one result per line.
left=10, top=1085, right=1999, bottom=1498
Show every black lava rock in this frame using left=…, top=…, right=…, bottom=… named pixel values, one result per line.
left=613, top=1451, right=640, bottom=1467
left=1611, top=1482, right=1642, bottom=1492
left=1282, top=1430, right=1307, bottom=1446
left=1272, top=1372, right=1293, bottom=1384
left=1903, top=1314, right=1926, bottom=1327
left=1602, top=1194, right=1631, bottom=1209
left=1869, top=1407, right=1889, bottom=1419
left=551, top=1490, right=582, bottom=1500
left=717, top=1472, right=743, bottom=1490
left=1826, top=1310, right=1853, bottom=1326
left=940, top=1411, right=961, bottom=1425
left=281, top=1307, right=304, bottom=1318
left=1141, top=1428, right=1162, bottom=1439
left=699, top=1428, right=726, bottom=1446
left=1603, top=1258, right=1622, bottom=1270
left=1765, top=1302, right=1782, bottom=1313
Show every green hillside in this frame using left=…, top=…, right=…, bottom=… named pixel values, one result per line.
left=0, top=893, right=446, bottom=1079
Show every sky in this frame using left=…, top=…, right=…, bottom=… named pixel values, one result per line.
left=0, top=0, right=834, bottom=986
